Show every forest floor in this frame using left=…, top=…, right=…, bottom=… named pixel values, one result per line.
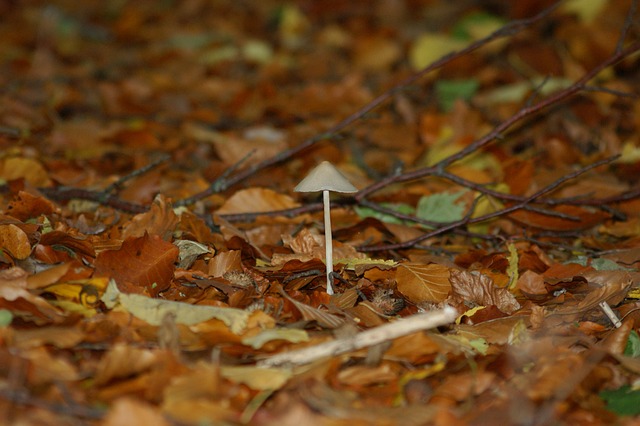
left=1, top=0, right=640, bottom=425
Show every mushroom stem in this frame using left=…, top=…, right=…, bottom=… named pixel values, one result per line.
left=322, top=189, right=334, bottom=295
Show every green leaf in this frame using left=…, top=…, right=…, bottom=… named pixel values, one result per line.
left=409, top=33, right=467, bottom=71
left=569, top=256, right=633, bottom=271
left=416, top=191, right=467, bottom=224
left=101, top=280, right=250, bottom=334
left=0, top=309, right=12, bottom=327
left=435, top=79, right=479, bottom=112
left=506, top=242, right=519, bottom=290
left=562, top=0, right=608, bottom=24
left=354, top=203, right=415, bottom=225
left=625, top=330, right=640, bottom=358
left=469, top=338, right=489, bottom=355
left=600, top=386, right=640, bottom=416
left=478, top=77, right=572, bottom=105
left=451, top=12, right=507, bottom=41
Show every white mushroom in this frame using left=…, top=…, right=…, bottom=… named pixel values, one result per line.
left=294, top=161, right=357, bottom=294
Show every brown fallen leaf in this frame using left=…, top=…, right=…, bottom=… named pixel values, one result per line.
left=94, top=343, right=158, bottom=386
left=208, top=250, right=243, bottom=277
left=448, top=269, right=521, bottom=314
left=121, top=194, right=179, bottom=240
left=95, top=233, right=179, bottom=297
left=516, top=269, right=548, bottom=296
left=0, top=267, right=64, bottom=324
left=396, top=263, right=451, bottom=304
left=103, top=397, right=170, bottom=426
left=0, top=223, right=31, bottom=259
left=216, top=187, right=299, bottom=214
left=6, top=190, right=56, bottom=221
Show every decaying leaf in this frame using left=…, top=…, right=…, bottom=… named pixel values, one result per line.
left=175, top=239, right=210, bottom=269
left=0, top=267, right=64, bottom=323
left=448, top=269, right=521, bottom=314
left=278, top=285, right=347, bottom=329
left=101, top=280, right=250, bottom=334
left=121, top=194, right=179, bottom=240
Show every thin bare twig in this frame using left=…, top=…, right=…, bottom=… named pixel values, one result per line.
left=360, top=156, right=618, bottom=252
left=355, top=42, right=640, bottom=200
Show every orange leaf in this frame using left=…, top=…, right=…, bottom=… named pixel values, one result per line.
left=208, top=250, right=242, bottom=278
left=516, top=270, right=548, bottom=296
left=396, top=263, right=451, bottom=304
left=0, top=224, right=31, bottom=259
left=216, top=188, right=299, bottom=215
left=509, top=205, right=609, bottom=231
left=0, top=157, right=50, bottom=186
left=121, top=194, right=178, bottom=240
left=7, top=191, right=56, bottom=221
left=0, top=267, right=64, bottom=324
left=95, top=233, right=179, bottom=297
left=38, top=231, right=96, bottom=259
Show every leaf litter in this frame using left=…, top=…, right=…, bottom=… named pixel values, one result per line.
left=0, top=0, right=639, bottom=425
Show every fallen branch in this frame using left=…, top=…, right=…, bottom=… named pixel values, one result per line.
left=257, top=306, right=457, bottom=368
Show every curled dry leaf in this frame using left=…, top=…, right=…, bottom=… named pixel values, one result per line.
left=0, top=267, right=64, bottom=324
left=0, top=223, right=31, bottom=259
left=396, top=263, right=451, bottom=304
left=121, top=194, right=179, bottom=240
left=7, top=190, right=56, bottom=221
left=449, top=269, right=521, bottom=314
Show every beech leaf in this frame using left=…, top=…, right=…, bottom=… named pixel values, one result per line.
left=220, top=366, right=292, bottom=390
left=101, top=280, right=250, bottom=333
left=449, top=269, right=520, bottom=314
left=94, top=233, right=179, bottom=297
left=216, top=188, right=299, bottom=215
left=396, top=263, right=451, bottom=304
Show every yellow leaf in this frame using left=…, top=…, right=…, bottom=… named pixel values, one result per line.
left=562, top=0, right=607, bottom=24
left=409, top=33, right=467, bottom=71
left=506, top=242, right=519, bottom=290
left=455, top=306, right=485, bottom=324
left=220, top=366, right=292, bottom=390
left=0, top=157, right=50, bottom=186
left=339, top=258, right=399, bottom=270
left=43, top=277, right=109, bottom=308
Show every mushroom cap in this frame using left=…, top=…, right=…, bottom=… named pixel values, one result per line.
left=294, top=161, right=358, bottom=193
